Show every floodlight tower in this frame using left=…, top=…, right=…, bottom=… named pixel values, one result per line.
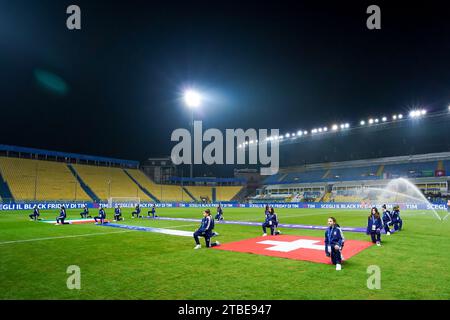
left=183, top=89, right=201, bottom=179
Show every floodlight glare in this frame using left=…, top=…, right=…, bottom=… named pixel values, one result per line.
left=382, top=117, right=387, bottom=122
left=421, top=109, right=427, bottom=115
left=318, top=128, right=323, bottom=133
left=374, top=118, right=379, bottom=123
left=369, top=118, right=374, bottom=124
left=183, top=89, right=201, bottom=108
left=332, top=124, right=338, bottom=131
left=345, top=123, right=350, bottom=128
left=304, top=130, right=308, bottom=135
left=398, top=114, right=403, bottom=119
left=285, top=133, right=290, bottom=138
left=392, top=115, right=397, bottom=120
left=360, top=120, right=365, bottom=125
left=323, top=127, right=328, bottom=132
left=297, top=130, right=303, bottom=136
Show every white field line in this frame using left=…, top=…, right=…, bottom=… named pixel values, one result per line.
left=0, top=223, right=199, bottom=246
left=0, top=230, right=135, bottom=246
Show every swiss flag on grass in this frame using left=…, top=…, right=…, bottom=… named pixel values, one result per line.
left=213, top=235, right=373, bottom=264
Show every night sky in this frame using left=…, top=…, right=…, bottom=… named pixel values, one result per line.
left=1, top=1, right=449, bottom=175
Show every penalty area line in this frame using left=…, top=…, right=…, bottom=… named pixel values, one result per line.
left=0, top=230, right=135, bottom=246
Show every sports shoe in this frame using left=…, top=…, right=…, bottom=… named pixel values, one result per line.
left=376, top=242, right=381, bottom=246
left=387, top=232, right=391, bottom=235
left=215, top=241, right=220, bottom=246
left=262, top=233, right=267, bottom=236
left=336, top=264, right=342, bottom=271
left=194, top=244, right=201, bottom=250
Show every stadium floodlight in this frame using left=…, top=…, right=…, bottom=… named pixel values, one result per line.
left=360, top=120, right=365, bottom=125
left=318, top=128, right=323, bottom=133
left=344, top=123, right=350, bottom=128
left=382, top=117, right=387, bottom=122
left=311, top=128, right=317, bottom=134
left=392, top=115, right=397, bottom=120
left=368, top=118, right=374, bottom=124
left=332, top=124, right=338, bottom=131
left=285, top=133, right=290, bottom=138
left=297, top=130, right=303, bottom=136
left=398, top=114, right=403, bottom=119
left=421, top=109, right=427, bottom=115
left=183, top=89, right=201, bottom=108
left=323, top=127, right=328, bottom=132
left=291, top=132, right=296, bottom=137
left=374, top=118, right=379, bottom=123
left=304, top=130, right=308, bottom=135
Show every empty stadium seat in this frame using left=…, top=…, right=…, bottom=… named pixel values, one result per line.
left=0, top=157, right=90, bottom=201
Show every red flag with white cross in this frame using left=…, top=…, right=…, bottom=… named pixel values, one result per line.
left=213, top=235, right=372, bottom=264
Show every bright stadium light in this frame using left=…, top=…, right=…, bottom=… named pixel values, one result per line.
left=340, top=124, right=345, bottom=129
left=332, top=124, right=338, bottom=131
left=297, top=130, right=303, bottom=136
left=360, top=120, right=365, bottom=125
left=421, top=109, right=427, bottom=115
left=285, top=133, right=290, bottom=138
left=183, top=89, right=201, bottom=108
left=318, top=128, right=323, bottom=133
left=304, top=130, right=308, bottom=135
left=392, top=115, right=397, bottom=120
left=398, top=114, right=403, bottom=119
left=368, top=118, right=374, bottom=124
left=323, top=127, right=328, bottom=132
left=374, top=118, right=379, bottom=123
left=345, top=123, right=350, bottom=128
left=382, top=116, right=387, bottom=122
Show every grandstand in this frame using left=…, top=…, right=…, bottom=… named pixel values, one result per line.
left=0, top=157, right=90, bottom=201
left=256, top=152, right=450, bottom=203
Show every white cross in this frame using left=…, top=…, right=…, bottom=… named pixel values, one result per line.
left=257, top=239, right=324, bottom=252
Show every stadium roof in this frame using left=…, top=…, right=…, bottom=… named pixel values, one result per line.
left=0, top=144, right=139, bottom=167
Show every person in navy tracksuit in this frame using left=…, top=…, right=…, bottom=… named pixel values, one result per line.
left=367, top=207, right=383, bottom=246
left=56, top=206, right=69, bottom=225
left=29, top=205, right=40, bottom=221
left=262, top=208, right=276, bottom=236
left=325, top=217, right=345, bottom=270
left=215, top=204, right=224, bottom=221
left=114, top=205, right=123, bottom=221
left=147, top=204, right=158, bottom=218
left=271, top=207, right=282, bottom=235
left=381, top=204, right=394, bottom=235
left=392, top=205, right=403, bottom=231
left=193, top=209, right=220, bottom=249
left=131, top=204, right=141, bottom=218
left=94, top=206, right=106, bottom=224
left=80, top=204, right=91, bottom=219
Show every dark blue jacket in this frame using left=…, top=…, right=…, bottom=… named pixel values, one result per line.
left=367, top=215, right=383, bottom=233
left=151, top=206, right=156, bottom=213
left=115, top=207, right=121, bottom=215
left=33, top=207, right=40, bottom=216
left=382, top=210, right=393, bottom=224
left=324, top=226, right=345, bottom=253
left=83, top=207, right=89, bottom=214
left=392, top=209, right=401, bottom=222
left=198, top=216, right=213, bottom=233
left=99, top=208, right=106, bottom=218
left=58, top=208, right=66, bottom=218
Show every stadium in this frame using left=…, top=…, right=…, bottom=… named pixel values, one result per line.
left=1, top=0, right=450, bottom=307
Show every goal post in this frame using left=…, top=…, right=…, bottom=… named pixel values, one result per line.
left=108, top=197, right=140, bottom=208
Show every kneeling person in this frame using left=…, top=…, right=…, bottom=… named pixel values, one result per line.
left=325, top=217, right=345, bottom=271
left=94, top=206, right=106, bottom=224
left=193, top=209, right=220, bottom=249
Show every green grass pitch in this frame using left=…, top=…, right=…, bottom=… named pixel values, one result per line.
left=1, top=207, right=449, bottom=300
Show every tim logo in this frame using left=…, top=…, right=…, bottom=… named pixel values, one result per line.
left=214, top=235, right=373, bottom=264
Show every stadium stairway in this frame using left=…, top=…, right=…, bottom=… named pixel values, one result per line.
left=67, top=164, right=100, bottom=202
left=123, top=169, right=160, bottom=203
left=182, top=187, right=197, bottom=202
left=0, top=170, right=14, bottom=201
left=376, top=165, right=384, bottom=177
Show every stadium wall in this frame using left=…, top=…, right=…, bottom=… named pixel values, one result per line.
left=0, top=201, right=447, bottom=211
